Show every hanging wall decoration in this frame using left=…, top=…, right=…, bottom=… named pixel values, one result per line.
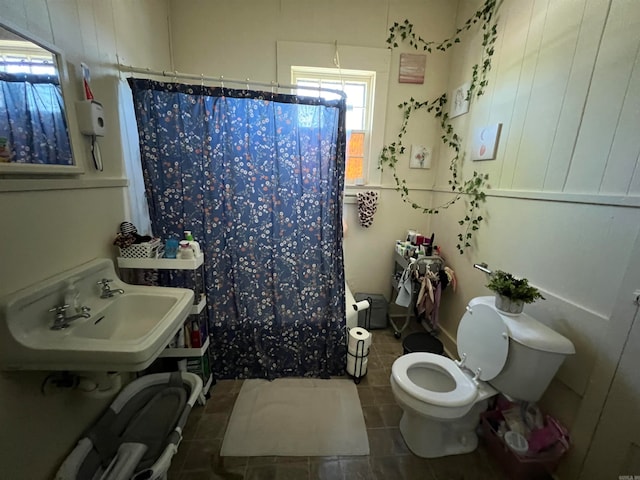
left=449, top=82, right=471, bottom=118
left=380, top=0, right=499, bottom=254
left=409, top=145, right=432, bottom=169
left=471, top=123, right=502, bottom=161
left=399, top=53, right=427, bottom=84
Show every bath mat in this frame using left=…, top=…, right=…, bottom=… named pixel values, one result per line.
left=220, top=378, right=369, bottom=457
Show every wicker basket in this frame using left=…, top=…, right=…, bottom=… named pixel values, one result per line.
left=481, top=410, right=568, bottom=480
left=118, top=238, right=162, bottom=258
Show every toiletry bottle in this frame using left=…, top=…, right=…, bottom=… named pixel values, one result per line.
left=184, top=230, right=201, bottom=257
left=178, top=241, right=195, bottom=259
left=177, top=326, right=186, bottom=348
left=64, top=281, right=80, bottom=314
left=190, top=320, right=201, bottom=348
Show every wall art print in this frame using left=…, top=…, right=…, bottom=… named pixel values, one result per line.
left=449, top=82, right=470, bottom=118
left=399, top=53, right=426, bottom=84
left=471, top=123, right=502, bottom=161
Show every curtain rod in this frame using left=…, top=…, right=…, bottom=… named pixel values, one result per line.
left=118, top=64, right=347, bottom=99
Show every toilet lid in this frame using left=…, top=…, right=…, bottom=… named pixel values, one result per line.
left=457, top=303, right=509, bottom=381
left=392, top=352, right=478, bottom=407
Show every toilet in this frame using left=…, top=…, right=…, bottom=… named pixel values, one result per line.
left=390, top=296, right=575, bottom=458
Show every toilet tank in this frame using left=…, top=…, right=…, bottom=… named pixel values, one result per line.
left=467, top=297, right=575, bottom=402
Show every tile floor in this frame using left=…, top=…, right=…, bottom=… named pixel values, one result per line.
left=167, top=323, right=512, bottom=479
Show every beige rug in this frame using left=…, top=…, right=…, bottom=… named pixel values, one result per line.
left=220, top=378, right=369, bottom=456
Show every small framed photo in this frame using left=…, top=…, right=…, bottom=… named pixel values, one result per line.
left=471, top=123, right=502, bottom=161
left=409, top=145, right=432, bottom=169
left=450, top=82, right=470, bottom=118
left=399, top=54, right=426, bottom=84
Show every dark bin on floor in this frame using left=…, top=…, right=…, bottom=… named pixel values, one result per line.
left=355, top=293, right=389, bottom=329
left=403, top=332, right=444, bottom=355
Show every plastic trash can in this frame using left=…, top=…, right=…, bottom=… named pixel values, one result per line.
left=355, top=293, right=389, bottom=330
left=402, top=332, right=444, bottom=355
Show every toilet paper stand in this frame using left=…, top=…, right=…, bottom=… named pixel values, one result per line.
left=347, top=338, right=369, bottom=384
left=347, top=307, right=371, bottom=384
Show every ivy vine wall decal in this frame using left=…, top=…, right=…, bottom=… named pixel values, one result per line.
left=379, top=0, right=499, bottom=254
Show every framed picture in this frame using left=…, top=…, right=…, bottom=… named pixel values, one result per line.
left=471, top=124, right=502, bottom=161
left=409, top=144, right=432, bottom=169
left=450, top=82, right=470, bottom=118
left=399, top=54, right=426, bottom=84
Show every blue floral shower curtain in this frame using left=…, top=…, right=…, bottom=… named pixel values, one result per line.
left=0, top=73, right=72, bottom=164
left=128, top=78, right=347, bottom=379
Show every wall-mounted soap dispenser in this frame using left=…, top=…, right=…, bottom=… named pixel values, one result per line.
left=75, top=100, right=106, bottom=137
left=75, top=62, right=105, bottom=171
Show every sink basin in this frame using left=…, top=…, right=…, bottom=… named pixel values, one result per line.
left=0, top=259, right=194, bottom=372
left=71, top=294, right=179, bottom=341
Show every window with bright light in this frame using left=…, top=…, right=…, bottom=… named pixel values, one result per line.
left=0, top=40, right=57, bottom=76
left=292, top=66, right=375, bottom=185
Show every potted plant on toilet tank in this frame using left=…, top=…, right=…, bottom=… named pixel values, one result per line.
left=486, top=270, right=545, bottom=315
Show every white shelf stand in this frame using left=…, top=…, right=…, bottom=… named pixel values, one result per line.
left=116, top=254, right=204, bottom=270
left=117, top=253, right=213, bottom=395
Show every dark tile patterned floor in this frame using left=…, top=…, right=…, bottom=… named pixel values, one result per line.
left=167, top=323, right=509, bottom=479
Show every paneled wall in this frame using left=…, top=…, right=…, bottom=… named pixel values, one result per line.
left=440, top=0, right=640, bottom=199
left=433, top=0, right=640, bottom=478
left=0, top=1, right=172, bottom=478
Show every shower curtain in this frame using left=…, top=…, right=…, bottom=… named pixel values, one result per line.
left=0, top=73, right=72, bottom=165
left=128, top=78, right=347, bottom=379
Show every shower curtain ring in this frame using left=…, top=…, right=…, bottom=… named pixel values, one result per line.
left=220, top=75, right=225, bottom=92
left=201, top=73, right=204, bottom=88
left=246, top=78, right=250, bottom=91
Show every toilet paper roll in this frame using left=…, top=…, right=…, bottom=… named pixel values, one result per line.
left=348, top=327, right=372, bottom=356
left=347, top=355, right=368, bottom=377
left=353, top=299, right=371, bottom=312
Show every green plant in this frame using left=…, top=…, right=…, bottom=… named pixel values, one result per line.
left=486, top=270, right=545, bottom=304
left=380, top=0, right=499, bottom=254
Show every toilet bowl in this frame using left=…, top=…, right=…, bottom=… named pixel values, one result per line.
left=390, top=352, right=496, bottom=458
left=391, top=353, right=482, bottom=419
left=390, top=296, right=575, bottom=458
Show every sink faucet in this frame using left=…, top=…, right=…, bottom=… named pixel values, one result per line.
left=49, top=304, right=91, bottom=330
left=97, top=278, right=125, bottom=299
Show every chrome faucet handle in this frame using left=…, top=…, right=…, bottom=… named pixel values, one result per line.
left=97, top=279, right=114, bottom=295
left=98, top=279, right=124, bottom=298
left=49, top=304, right=70, bottom=330
left=48, top=304, right=70, bottom=316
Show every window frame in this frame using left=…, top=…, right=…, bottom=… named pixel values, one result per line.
left=291, top=66, right=375, bottom=185
left=277, top=41, right=391, bottom=186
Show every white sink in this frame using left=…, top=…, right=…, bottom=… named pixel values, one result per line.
left=0, top=259, right=194, bottom=372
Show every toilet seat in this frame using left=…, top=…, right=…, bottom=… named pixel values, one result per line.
left=392, top=353, right=478, bottom=407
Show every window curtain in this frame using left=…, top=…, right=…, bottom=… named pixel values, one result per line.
left=0, top=73, right=72, bottom=165
left=128, top=78, right=347, bottom=379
